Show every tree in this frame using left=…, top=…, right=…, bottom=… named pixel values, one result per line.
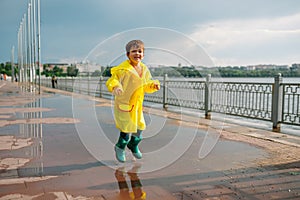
left=67, top=65, right=79, bottom=77
left=91, top=70, right=101, bottom=77
left=102, top=66, right=112, bottom=77
left=52, top=66, right=63, bottom=76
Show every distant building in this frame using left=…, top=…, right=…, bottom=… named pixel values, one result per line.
left=246, top=64, right=289, bottom=70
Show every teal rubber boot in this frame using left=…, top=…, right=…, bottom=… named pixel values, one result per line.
left=115, top=136, right=129, bottom=163
left=127, top=136, right=142, bottom=159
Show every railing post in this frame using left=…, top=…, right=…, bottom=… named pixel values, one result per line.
left=78, top=76, right=81, bottom=94
left=163, top=74, right=168, bottom=110
left=99, top=76, right=103, bottom=98
left=205, top=74, right=211, bottom=119
left=71, top=77, right=74, bottom=92
left=65, top=77, right=67, bottom=91
left=87, top=75, right=90, bottom=96
left=272, top=73, right=283, bottom=132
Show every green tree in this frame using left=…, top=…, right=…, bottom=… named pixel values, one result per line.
left=102, top=66, right=112, bottom=77
left=91, top=70, right=102, bottom=77
left=67, top=65, right=79, bottom=77
left=53, top=66, right=63, bottom=76
left=0, top=63, right=5, bottom=74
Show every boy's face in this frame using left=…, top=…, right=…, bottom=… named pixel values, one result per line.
left=127, top=46, right=144, bottom=65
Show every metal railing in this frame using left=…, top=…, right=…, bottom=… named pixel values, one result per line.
left=39, top=74, right=300, bottom=132
left=282, top=83, right=300, bottom=125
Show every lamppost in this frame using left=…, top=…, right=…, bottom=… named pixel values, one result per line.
left=11, top=46, right=15, bottom=82
left=17, top=0, right=41, bottom=93
left=37, top=0, right=42, bottom=94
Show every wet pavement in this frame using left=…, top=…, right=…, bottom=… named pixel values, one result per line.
left=0, top=81, right=300, bottom=199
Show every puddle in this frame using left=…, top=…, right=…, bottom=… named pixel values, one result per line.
left=0, top=92, right=269, bottom=198
left=15, top=94, right=266, bottom=175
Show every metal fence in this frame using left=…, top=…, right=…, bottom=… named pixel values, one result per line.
left=40, top=74, right=300, bottom=132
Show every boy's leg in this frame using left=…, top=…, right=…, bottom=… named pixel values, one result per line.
left=128, top=173, right=145, bottom=199
left=114, top=167, right=131, bottom=198
left=127, top=129, right=142, bottom=159
left=115, top=132, right=130, bottom=163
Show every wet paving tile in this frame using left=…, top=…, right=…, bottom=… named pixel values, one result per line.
left=0, top=83, right=299, bottom=199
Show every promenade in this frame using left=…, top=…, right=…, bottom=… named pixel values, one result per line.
left=0, top=81, right=300, bottom=200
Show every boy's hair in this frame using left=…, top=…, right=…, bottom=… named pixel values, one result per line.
left=126, top=40, right=144, bottom=53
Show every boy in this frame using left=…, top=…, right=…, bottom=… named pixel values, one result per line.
left=106, top=40, right=160, bottom=163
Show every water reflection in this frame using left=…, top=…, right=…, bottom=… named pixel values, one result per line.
left=115, top=164, right=146, bottom=200
left=19, top=97, right=44, bottom=176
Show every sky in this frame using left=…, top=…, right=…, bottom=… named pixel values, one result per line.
left=1, top=0, right=300, bottom=67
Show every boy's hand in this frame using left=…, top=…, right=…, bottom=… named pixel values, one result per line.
left=113, top=87, right=123, bottom=95
left=152, top=83, right=160, bottom=90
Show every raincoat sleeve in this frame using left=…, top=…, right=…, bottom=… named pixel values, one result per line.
left=105, top=69, right=123, bottom=92
left=143, top=70, right=160, bottom=93
left=144, top=79, right=160, bottom=93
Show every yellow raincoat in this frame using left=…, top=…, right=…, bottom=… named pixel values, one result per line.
left=106, top=60, right=160, bottom=133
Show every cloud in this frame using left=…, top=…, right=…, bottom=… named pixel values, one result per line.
left=2, top=0, right=300, bottom=64
left=190, top=13, right=300, bottom=66
left=83, top=27, right=214, bottom=68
